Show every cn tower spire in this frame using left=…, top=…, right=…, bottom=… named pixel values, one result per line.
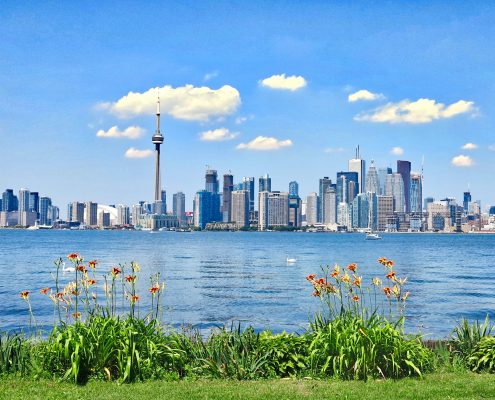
left=152, top=90, right=164, bottom=204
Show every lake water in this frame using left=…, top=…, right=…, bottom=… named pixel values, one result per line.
left=0, top=230, right=494, bottom=338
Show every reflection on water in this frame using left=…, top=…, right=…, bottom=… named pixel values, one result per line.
left=0, top=230, right=494, bottom=338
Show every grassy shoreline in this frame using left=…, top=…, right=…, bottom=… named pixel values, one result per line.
left=1, top=373, right=494, bottom=400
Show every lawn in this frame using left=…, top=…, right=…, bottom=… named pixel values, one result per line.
left=0, top=373, right=494, bottom=400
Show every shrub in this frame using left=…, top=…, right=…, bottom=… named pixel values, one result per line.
left=451, top=316, right=494, bottom=361
left=467, top=336, right=495, bottom=373
left=0, top=333, right=33, bottom=375
left=259, top=331, right=308, bottom=377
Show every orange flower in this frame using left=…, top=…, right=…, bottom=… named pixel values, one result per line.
left=340, top=272, right=351, bottom=283
left=383, top=287, right=391, bottom=297
left=306, top=274, right=316, bottom=281
left=111, top=267, right=121, bottom=277
left=88, top=260, right=97, bottom=269
left=149, top=285, right=160, bottom=295
left=72, top=312, right=81, bottom=319
left=125, top=275, right=137, bottom=283
left=352, top=276, right=362, bottom=287
left=386, top=271, right=396, bottom=280
left=40, top=288, right=50, bottom=295
left=76, top=265, right=87, bottom=274
left=130, top=295, right=140, bottom=303
left=312, top=290, right=321, bottom=297
left=315, top=277, right=326, bottom=285
left=377, top=257, right=387, bottom=265
left=330, top=271, right=339, bottom=278
left=67, top=253, right=81, bottom=262
left=402, top=291, right=410, bottom=301
left=20, top=291, right=30, bottom=299
left=351, top=295, right=360, bottom=302
left=347, top=263, right=357, bottom=272
left=86, top=279, right=96, bottom=286
left=372, top=277, right=382, bottom=286
left=385, top=260, right=394, bottom=268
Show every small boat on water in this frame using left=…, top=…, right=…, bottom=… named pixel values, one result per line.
left=365, top=233, right=382, bottom=240
left=286, top=256, right=297, bottom=263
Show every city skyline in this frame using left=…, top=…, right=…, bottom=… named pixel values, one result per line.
left=1, top=2, right=495, bottom=210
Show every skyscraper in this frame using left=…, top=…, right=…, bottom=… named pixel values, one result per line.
left=258, top=191, right=269, bottom=231
left=410, top=173, right=423, bottom=213
left=18, top=189, right=30, bottom=212
left=152, top=96, right=164, bottom=206
left=132, top=204, right=143, bottom=227
left=463, top=191, right=472, bottom=212
left=205, top=169, right=219, bottom=193
left=222, top=173, right=234, bottom=222
left=267, top=192, right=289, bottom=227
left=39, top=196, right=52, bottom=226
left=117, top=205, right=130, bottom=225
left=336, top=172, right=358, bottom=204
left=193, top=190, right=221, bottom=229
left=259, top=174, right=272, bottom=193
left=385, top=174, right=405, bottom=213
left=305, top=192, right=318, bottom=226
left=84, top=202, right=98, bottom=226
left=351, top=193, right=369, bottom=229
left=70, top=201, right=85, bottom=223
left=289, top=195, right=302, bottom=227
left=348, top=146, right=366, bottom=193
left=29, top=192, right=39, bottom=215
left=289, top=181, right=299, bottom=196
left=323, top=187, right=337, bottom=225
left=366, top=192, right=378, bottom=231
left=318, top=177, right=332, bottom=222
left=365, top=161, right=380, bottom=194
left=397, top=160, right=412, bottom=213
left=378, top=167, right=393, bottom=195
left=2, top=189, right=18, bottom=212
left=231, top=190, right=249, bottom=228
left=242, top=177, right=255, bottom=212
left=377, top=195, right=394, bottom=231
left=173, top=192, right=186, bottom=226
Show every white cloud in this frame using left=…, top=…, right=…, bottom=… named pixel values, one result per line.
left=200, top=128, right=238, bottom=142
left=125, top=147, right=153, bottom=159
left=461, top=142, right=478, bottom=150
left=348, top=89, right=384, bottom=102
left=260, top=74, right=307, bottom=91
left=324, top=147, right=345, bottom=153
left=237, top=136, right=293, bottom=151
left=97, top=84, right=241, bottom=121
left=203, top=71, right=218, bottom=81
left=355, top=98, right=476, bottom=124
left=390, top=147, right=404, bottom=155
left=96, top=125, right=145, bottom=139
left=451, top=154, right=474, bottom=167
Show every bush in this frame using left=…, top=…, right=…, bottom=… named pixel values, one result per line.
left=0, top=333, right=33, bottom=375
left=307, top=313, right=433, bottom=379
left=451, top=316, right=494, bottom=361
left=259, top=331, right=308, bottom=377
left=468, top=337, right=495, bottom=373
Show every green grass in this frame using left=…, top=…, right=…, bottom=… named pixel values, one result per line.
left=0, top=373, right=494, bottom=400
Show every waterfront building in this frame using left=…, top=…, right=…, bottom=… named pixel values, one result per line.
left=289, top=181, right=299, bottom=196
left=117, top=205, right=130, bottom=225
left=267, top=191, right=289, bottom=227
left=193, top=190, right=221, bottom=229
left=258, top=191, right=269, bottom=231
left=18, top=189, right=30, bottom=213
left=336, top=172, right=358, bottom=204
left=98, top=212, right=111, bottom=228
left=259, top=174, right=272, bottom=193
left=424, top=197, right=434, bottom=211
left=138, top=213, right=179, bottom=230
left=51, top=206, right=59, bottom=222
left=397, top=160, right=412, bottom=213
left=365, top=161, right=380, bottom=194
left=242, top=177, right=255, bottom=212
left=2, top=189, right=18, bottom=212
left=348, top=146, right=366, bottom=193
left=131, top=204, right=142, bottom=227
left=385, top=173, right=405, bottom=213
left=351, top=193, right=369, bottom=229
left=19, top=211, right=37, bottom=227
left=306, top=192, right=318, bottom=226
left=463, top=191, right=472, bottom=213
left=318, top=177, right=332, bottom=223
left=222, top=173, right=234, bottom=222
left=84, top=202, right=98, bottom=226
left=377, top=195, right=394, bottom=231
left=410, top=173, right=423, bottom=213
left=323, top=187, right=337, bottom=225
left=337, top=202, right=350, bottom=228
left=205, top=168, right=219, bottom=194
left=173, top=192, right=186, bottom=226
left=29, top=192, right=39, bottom=215
left=367, top=192, right=378, bottom=231
left=231, top=190, right=249, bottom=228
left=0, top=211, right=19, bottom=227
left=289, top=195, right=302, bottom=227
left=427, top=202, right=451, bottom=232
left=378, top=167, right=393, bottom=195
left=69, top=202, right=85, bottom=223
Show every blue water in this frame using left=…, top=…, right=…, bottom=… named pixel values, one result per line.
left=0, top=230, right=494, bottom=338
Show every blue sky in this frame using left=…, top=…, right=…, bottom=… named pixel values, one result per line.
left=1, top=1, right=494, bottom=211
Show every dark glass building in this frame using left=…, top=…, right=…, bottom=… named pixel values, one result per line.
left=397, top=160, right=411, bottom=213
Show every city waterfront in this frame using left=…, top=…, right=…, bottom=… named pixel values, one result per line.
left=1, top=230, right=494, bottom=338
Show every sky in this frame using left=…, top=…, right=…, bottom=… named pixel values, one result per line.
left=1, top=1, right=494, bottom=211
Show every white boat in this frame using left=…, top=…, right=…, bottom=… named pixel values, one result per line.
left=286, top=257, right=297, bottom=263
left=365, top=233, right=382, bottom=240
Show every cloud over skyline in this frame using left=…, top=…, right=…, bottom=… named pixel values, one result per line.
left=124, top=147, right=153, bottom=159
left=97, top=84, right=241, bottom=121
left=390, top=146, right=404, bottom=155
left=260, top=74, right=307, bottom=91
left=461, top=143, right=478, bottom=150
left=96, top=125, right=145, bottom=139
left=348, top=89, right=384, bottom=102
left=451, top=154, right=474, bottom=167
left=200, top=128, right=238, bottom=142
left=355, top=98, right=475, bottom=124
left=237, top=136, right=293, bottom=151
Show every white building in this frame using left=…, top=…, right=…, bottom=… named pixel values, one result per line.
left=306, top=192, right=318, bottom=226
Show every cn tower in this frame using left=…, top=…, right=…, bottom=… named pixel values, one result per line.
left=152, top=96, right=164, bottom=204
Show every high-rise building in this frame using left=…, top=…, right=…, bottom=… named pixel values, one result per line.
left=318, top=177, right=332, bottom=222
left=2, top=189, right=18, bottom=212
left=258, top=191, right=269, bottom=231
left=259, top=174, right=272, bottom=193
left=337, top=202, right=350, bottom=228
left=365, top=161, right=380, bottom=194
left=205, top=169, right=219, bottom=193
left=267, top=192, right=289, bottom=227
left=397, top=160, right=412, bottom=213
left=193, top=190, right=221, bottom=229
left=424, top=197, right=434, bottom=211
left=98, top=212, right=111, bottom=228
left=18, top=189, right=30, bottom=212
left=366, top=192, right=378, bottom=231
left=289, top=195, right=302, bottom=227
left=18, top=189, right=35, bottom=226
left=323, top=187, right=337, bottom=225
left=305, top=192, right=318, bottom=226
left=38, top=197, right=52, bottom=226
left=84, top=202, right=98, bottom=226
left=173, top=192, right=186, bottom=226
left=70, top=202, right=85, bottom=223
left=377, top=195, right=394, bottom=231
left=385, top=173, right=405, bottom=213
left=463, top=191, right=472, bottom=212
left=348, top=146, right=366, bottom=193
left=351, top=193, right=369, bottom=229
left=132, top=204, right=142, bottom=227
left=51, top=205, right=59, bottom=223
left=29, top=192, right=39, bottom=215
left=410, top=173, right=423, bottom=213
left=289, top=181, right=299, bottom=196
left=160, top=190, right=167, bottom=214
left=378, top=168, right=393, bottom=195
left=242, top=177, right=255, bottom=212
left=231, top=190, right=249, bottom=228
left=336, top=172, right=358, bottom=204
left=117, top=205, right=130, bottom=225
left=222, top=173, right=234, bottom=222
